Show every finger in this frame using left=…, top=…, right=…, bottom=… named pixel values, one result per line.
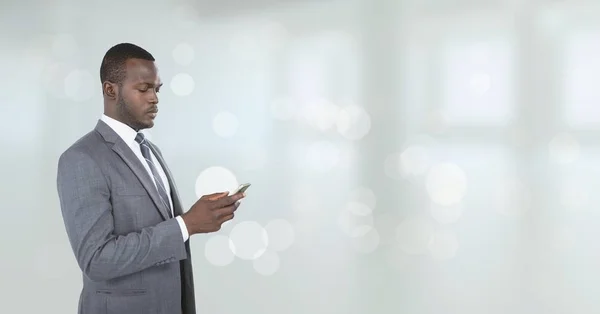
left=214, top=204, right=236, bottom=218
left=205, top=191, right=229, bottom=201
left=218, top=213, right=235, bottom=225
left=212, top=193, right=245, bottom=209
left=229, top=201, right=241, bottom=213
left=200, top=192, right=227, bottom=200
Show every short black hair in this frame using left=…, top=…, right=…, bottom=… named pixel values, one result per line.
left=99, top=43, right=155, bottom=85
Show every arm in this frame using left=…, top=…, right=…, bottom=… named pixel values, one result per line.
left=56, top=149, right=188, bottom=282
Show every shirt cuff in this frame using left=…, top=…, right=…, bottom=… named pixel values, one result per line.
left=175, top=215, right=189, bottom=242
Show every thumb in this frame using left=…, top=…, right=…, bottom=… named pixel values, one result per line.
left=205, top=191, right=229, bottom=201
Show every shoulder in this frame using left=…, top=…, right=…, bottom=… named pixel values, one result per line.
left=57, top=130, right=105, bottom=170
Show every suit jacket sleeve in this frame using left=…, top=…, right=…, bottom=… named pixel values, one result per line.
left=56, top=148, right=188, bottom=282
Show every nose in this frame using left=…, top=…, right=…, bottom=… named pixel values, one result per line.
left=148, top=90, right=159, bottom=104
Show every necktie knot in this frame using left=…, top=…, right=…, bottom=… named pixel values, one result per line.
left=135, top=132, right=145, bottom=144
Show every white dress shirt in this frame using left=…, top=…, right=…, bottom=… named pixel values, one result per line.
left=101, top=114, right=189, bottom=242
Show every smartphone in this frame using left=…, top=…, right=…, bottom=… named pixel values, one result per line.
left=231, top=183, right=251, bottom=195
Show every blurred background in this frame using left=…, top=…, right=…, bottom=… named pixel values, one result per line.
left=2, top=0, right=600, bottom=313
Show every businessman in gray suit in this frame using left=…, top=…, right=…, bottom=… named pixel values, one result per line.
left=56, top=43, right=245, bottom=314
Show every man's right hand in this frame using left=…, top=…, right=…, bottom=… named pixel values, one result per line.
left=181, top=191, right=246, bottom=235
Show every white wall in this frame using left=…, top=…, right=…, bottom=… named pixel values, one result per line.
left=2, top=0, right=600, bottom=313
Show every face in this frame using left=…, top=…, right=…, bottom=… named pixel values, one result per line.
left=105, top=58, right=162, bottom=131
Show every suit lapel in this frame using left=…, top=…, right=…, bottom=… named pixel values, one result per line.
left=95, top=120, right=171, bottom=221
left=148, top=143, right=185, bottom=216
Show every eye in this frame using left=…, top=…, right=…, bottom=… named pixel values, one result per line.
left=138, top=88, right=148, bottom=92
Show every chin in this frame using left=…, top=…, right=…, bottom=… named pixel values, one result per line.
left=134, top=120, right=154, bottom=130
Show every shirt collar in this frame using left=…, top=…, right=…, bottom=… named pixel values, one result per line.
left=100, top=114, right=138, bottom=146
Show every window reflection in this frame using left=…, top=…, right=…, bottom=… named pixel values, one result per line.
left=440, top=38, right=516, bottom=126
left=563, top=30, right=600, bottom=129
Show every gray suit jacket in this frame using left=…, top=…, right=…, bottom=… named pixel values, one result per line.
left=56, top=120, right=196, bottom=314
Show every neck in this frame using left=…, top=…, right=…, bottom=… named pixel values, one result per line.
left=103, top=110, right=139, bottom=132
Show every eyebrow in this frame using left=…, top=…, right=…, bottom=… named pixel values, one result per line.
left=137, top=82, right=163, bottom=88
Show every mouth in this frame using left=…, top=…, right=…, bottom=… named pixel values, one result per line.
left=147, top=109, right=158, bottom=119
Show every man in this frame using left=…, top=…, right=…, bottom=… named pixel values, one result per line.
left=56, top=43, right=245, bottom=314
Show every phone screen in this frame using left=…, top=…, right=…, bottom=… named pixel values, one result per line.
left=232, top=183, right=251, bottom=195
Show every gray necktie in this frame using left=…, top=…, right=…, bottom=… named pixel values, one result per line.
left=135, top=132, right=172, bottom=218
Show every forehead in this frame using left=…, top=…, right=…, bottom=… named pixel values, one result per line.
left=124, top=58, right=160, bottom=84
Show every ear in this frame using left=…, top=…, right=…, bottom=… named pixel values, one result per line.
left=102, top=81, right=118, bottom=100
